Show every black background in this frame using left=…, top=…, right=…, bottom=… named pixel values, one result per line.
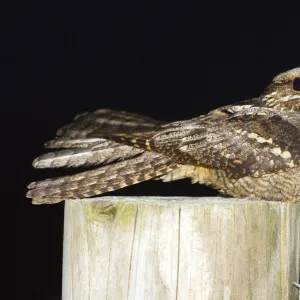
left=15, top=3, right=300, bottom=299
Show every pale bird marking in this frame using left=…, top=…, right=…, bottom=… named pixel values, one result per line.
left=247, top=133, right=273, bottom=144
left=281, top=151, right=291, bottom=159
left=145, top=140, right=152, bottom=150
left=257, top=137, right=273, bottom=144
left=257, top=111, right=267, bottom=115
left=253, top=171, right=260, bottom=177
left=289, top=95, right=300, bottom=100
left=248, top=133, right=258, bottom=139
left=225, top=153, right=235, bottom=159
left=281, top=95, right=292, bottom=102
left=118, top=183, right=128, bottom=188
left=270, top=147, right=282, bottom=156
left=233, top=159, right=243, bottom=164
left=271, top=94, right=300, bottom=103
left=179, top=145, right=188, bottom=151
left=227, top=105, right=253, bottom=113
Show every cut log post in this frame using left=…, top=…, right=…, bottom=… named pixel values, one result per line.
left=62, top=197, right=300, bottom=300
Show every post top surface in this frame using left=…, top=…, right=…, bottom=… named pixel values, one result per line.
left=70, top=196, right=287, bottom=206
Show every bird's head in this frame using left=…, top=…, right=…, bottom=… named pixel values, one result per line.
left=261, top=67, right=300, bottom=111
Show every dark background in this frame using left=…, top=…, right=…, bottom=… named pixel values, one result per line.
left=15, top=3, right=299, bottom=299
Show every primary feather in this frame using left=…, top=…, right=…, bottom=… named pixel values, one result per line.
left=27, top=109, right=176, bottom=204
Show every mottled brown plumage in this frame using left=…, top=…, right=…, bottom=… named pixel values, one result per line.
left=27, top=68, right=300, bottom=204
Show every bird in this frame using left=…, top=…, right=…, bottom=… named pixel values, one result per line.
left=27, top=67, right=300, bottom=204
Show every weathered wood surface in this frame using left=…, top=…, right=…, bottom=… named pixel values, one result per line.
left=62, top=197, right=300, bottom=300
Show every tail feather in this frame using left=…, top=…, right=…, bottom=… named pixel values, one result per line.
left=44, top=138, right=105, bottom=149
left=28, top=152, right=149, bottom=190
left=27, top=152, right=178, bottom=204
left=27, top=109, right=170, bottom=204
left=33, top=144, right=143, bottom=169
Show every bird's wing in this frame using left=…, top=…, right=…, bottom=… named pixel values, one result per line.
left=152, top=106, right=300, bottom=178
left=45, top=108, right=162, bottom=148
left=27, top=109, right=177, bottom=204
left=32, top=109, right=163, bottom=168
left=99, top=106, right=300, bottom=179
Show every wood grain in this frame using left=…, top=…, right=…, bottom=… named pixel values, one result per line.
left=62, top=197, right=300, bottom=300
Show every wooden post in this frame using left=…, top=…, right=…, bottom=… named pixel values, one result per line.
left=62, top=197, right=300, bottom=300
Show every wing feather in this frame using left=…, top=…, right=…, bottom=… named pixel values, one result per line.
left=152, top=107, right=300, bottom=178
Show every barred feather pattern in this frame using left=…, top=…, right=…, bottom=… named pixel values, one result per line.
left=56, top=109, right=162, bottom=140
left=33, top=142, right=144, bottom=168
left=27, top=152, right=177, bottom=204
left=44, top=138, right=105, bottom=149
left=27, top=109, right=167, bottom=204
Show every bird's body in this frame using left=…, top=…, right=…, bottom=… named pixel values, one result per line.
left=27, top=68, right=300, bottom=204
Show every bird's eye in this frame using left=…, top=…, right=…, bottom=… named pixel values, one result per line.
left=293, top=77, right=300, bottom=91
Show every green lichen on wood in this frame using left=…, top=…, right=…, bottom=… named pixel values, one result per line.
left=83, top=201, right=117, bottom=222
left=114, top=203, right=137, bottom=227
left=83, top=201, right=138, bottom=229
